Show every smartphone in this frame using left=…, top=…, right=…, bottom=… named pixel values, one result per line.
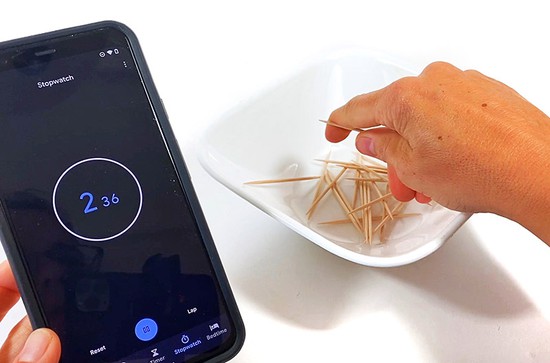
left=0, top=21, right=244, bottom=362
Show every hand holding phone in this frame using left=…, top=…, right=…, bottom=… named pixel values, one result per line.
left=0, top=260, right=61, bottom=362
left=0, top=21, right=244, bottom=363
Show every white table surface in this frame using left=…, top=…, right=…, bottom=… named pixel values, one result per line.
left=1, top=1, right=550, bottom=362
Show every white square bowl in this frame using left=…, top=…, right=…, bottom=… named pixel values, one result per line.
left=197, top=49, right=471, bottom=267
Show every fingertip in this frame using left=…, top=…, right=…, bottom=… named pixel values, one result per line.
left=16, top=328, right=61, bottom=363
left=415, top=192, right=432, bottom=204
left=38, top=328, right=62, bottom=360
left=325, top=93, right=380, bottom=142
left=390, top=184, right=416, bottom=202
left=47, top=328, right=62, bottom=362
left=325, top=126, right=350, bottom=143
left=388, top=165, right=416, bottom=202
left=324, top=113, right=351, bottom=143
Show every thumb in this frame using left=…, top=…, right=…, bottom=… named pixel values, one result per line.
left=355, top=127, right=411, bottom=164
left=14, top=328, right=61, bottom=363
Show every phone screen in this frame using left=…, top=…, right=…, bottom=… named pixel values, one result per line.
left=0, top=24, right=242, bottom=362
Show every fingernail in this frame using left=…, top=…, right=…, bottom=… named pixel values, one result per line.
left=18, top=329, right=51, bottom=362
left=356, top=137, right=376, bottom=156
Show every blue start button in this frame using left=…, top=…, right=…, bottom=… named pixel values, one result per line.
left=134, top=318, right=158, bottom=342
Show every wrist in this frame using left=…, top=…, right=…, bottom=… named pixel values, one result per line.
left=499, top=141, right=550, bottom=245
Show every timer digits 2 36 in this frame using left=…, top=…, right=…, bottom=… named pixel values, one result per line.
left=80, top=192, right=120, bottom=214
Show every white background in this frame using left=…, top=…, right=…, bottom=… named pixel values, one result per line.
left=1, top=1, right=550, bottom=362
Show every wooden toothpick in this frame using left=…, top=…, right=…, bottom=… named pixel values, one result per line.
left=245, top=176, right=320, bottom=185
left=319, top=119, right=367, bottom=133
left=307, top=167, right=347, bottom=218
left=246, top=149, right=418, bottom=245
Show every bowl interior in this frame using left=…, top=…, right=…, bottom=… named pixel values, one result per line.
left=198, top=49, right=469, bottom=266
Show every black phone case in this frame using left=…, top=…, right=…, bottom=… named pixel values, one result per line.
left=0, top=20, right=245, bottom=363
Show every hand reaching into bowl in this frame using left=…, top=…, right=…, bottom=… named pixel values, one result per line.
left=325, top=61, right=550, bottom=245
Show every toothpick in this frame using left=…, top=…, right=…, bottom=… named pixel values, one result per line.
left=347, top=193, right=393, bottom=215
left=360, top=172, right=367, bottom=243
left=312, top=150, right=330, bottom=201
left=359, top=154, right=386, bottom=168
left=366, top=180, right=372, bottom=244
left=352, top=154, right=361, bottom=210
left=374, top=202, right=406, bottom=239
left=318, top=213, right=420, bottom=226
left=359, top=164, right=389, bottom=179
left=245, top=176, right=320, bottom=185
left=380, top=184, right=391, bottom=238
left=246, top=150, right=418, bottom=244
left=307, top=167, right=347, bottom=218
left=315, top=159, right=388, bottom=178
left=345, top=177, right=387, bottom=183
left=371, top=181, right=393, bottom=219
left=318, top=119, right=367, bottom=133
left=325, top=171, right=363, bottom=233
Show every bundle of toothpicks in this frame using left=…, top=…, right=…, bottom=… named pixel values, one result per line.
left=246, top=152, right=419, bottom=245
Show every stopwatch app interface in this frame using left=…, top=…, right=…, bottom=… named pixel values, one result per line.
left=0, top=29, right=237, bottom=362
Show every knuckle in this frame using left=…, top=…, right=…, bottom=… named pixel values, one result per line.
left=422, top=61, right=458, bottom=77
left=341, top=93, right=366, bottom=115
left=463, top=68, right=483, bottom=79
left=382, top=77, right=417, bottom=125
left=385, top=78, right=411, bottom=106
